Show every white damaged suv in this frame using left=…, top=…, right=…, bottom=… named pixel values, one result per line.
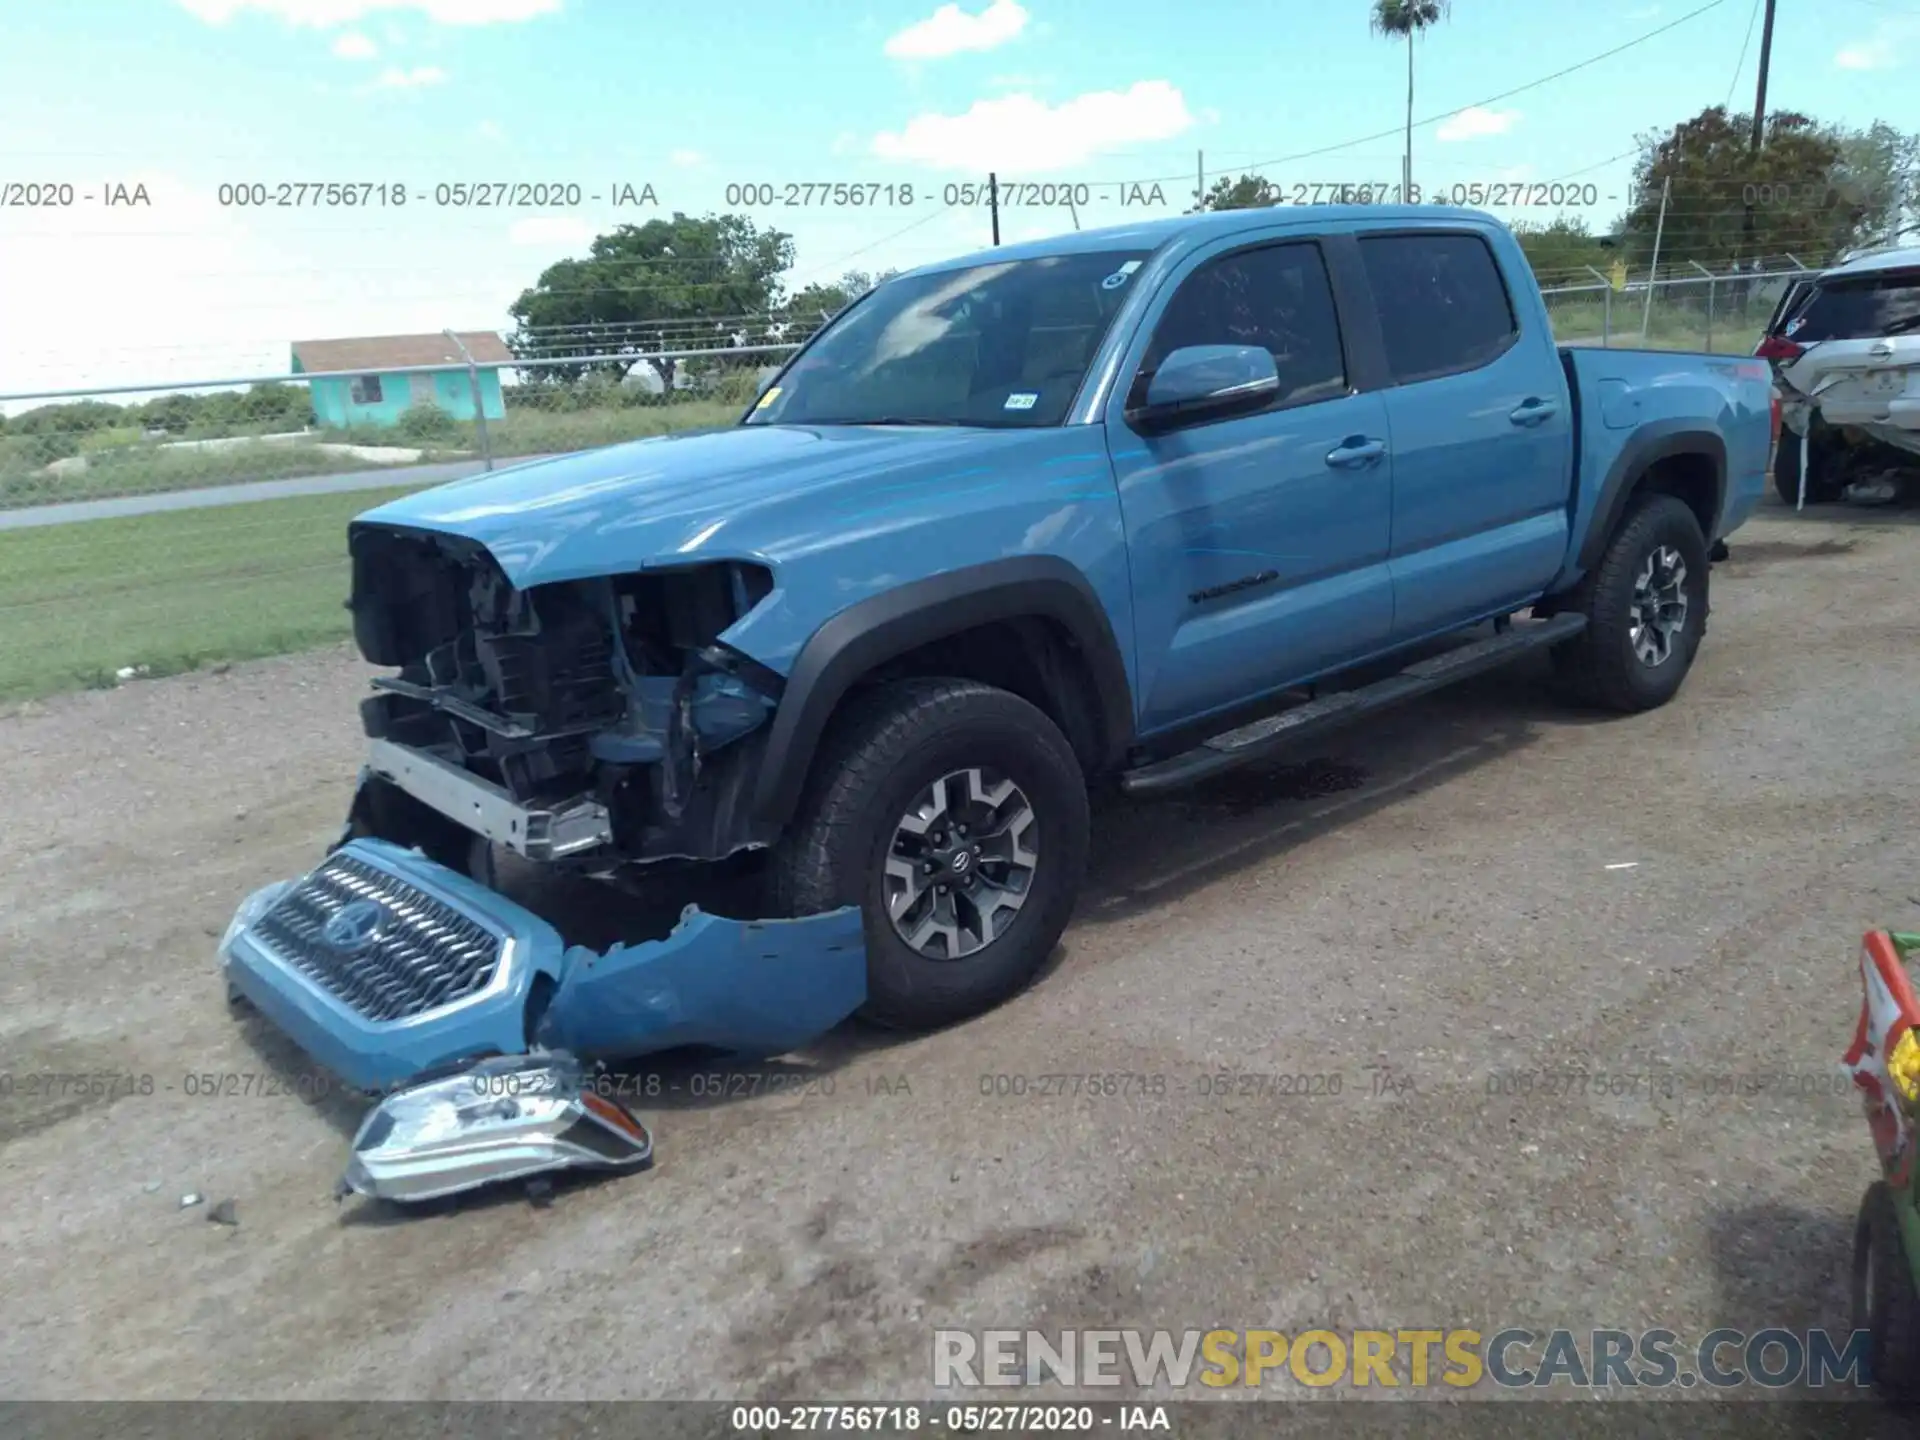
left=1756, top=246, right=1920, bottom=506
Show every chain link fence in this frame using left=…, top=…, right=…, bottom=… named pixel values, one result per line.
left=0, top=255, right=1840, bottom=704
left=1538, top=259, right=1817, bottom=352
left=0, top=342, right=796, bottom=703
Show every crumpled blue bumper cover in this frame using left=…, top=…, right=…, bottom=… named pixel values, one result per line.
left=220, top=838, right=866, bottom=1094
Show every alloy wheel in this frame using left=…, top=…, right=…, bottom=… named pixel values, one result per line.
left=883, top=767, right=1038, bottom=959
left=1630, top=544, right=1690, bottom=667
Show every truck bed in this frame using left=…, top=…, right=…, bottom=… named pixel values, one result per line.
left=1557, top=344, right=1775, bottom=569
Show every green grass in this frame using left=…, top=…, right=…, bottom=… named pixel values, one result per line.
left=0, top=399, right=748, bottom=511
left=0, top=485, right=421, bottom=702
left=1544, top=297, right=1763, bottom=354
left=0, top=437, right=396, bottom=509
left=484, top=398, right=744, bottom=456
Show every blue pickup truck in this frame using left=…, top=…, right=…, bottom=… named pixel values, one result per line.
left=221, top=205, right=1775, bottom=1093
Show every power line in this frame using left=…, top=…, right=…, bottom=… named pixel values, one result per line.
left=1725, top=0, right=1763, bottom=108
left=3, top=2, right=1735, bottom=237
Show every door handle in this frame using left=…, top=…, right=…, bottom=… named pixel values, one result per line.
left=1325, top=437, right=1386, bottom=469
left=1510, top=398, right=1559, bottom=427
left=1869, top=341, right=1895, bottom=359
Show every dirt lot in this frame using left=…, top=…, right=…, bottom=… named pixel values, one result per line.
left=3, top=497, right=1918, bottom=1403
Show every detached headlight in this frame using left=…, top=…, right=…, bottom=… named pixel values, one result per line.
left=338, top=1051, right=653, bottom=1205
left=1890, top=1029, right=1920, bottom=1107
left=219, top=879, right=294, bottom=954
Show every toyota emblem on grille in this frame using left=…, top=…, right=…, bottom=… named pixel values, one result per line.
left=322, top=899, right=385, bottom=952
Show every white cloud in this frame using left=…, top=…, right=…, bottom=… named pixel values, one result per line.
left=1835, top=36, right=1897, bottom=69
left=330, top=29, right=376, bottom=56
left=375, top=64, right=446, bottom=87
left=176, top=0, right=559, bottom=25
left=1836, top=17, right=1919, bottom=68
left=1435, top=105, right=1520, bottom=142
left=477, top=119, right=505, bottom=140
left=669, top=149, right=705, bottom=168
left=884, top=0, right=1027, bottom=60
left=871, top=81, right=1195, bottom=175
left=507, top=215, right=594, bottom=247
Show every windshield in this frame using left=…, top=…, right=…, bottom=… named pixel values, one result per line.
left=746, top=249, right=1153, bottom=428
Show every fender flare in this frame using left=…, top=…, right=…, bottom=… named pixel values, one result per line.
left=1576, top=421, right=1728, bottom=574
left=749, top=556, right=1135, bottom=827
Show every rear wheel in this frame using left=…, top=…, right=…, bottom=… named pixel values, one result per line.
left=1772, top=422, right=1845, bottom=506
left=1552, top=493, right=1710, bottom=713
left=772, top=677, right=1090, bottom=1031
left=1854, top=1180, right=1920, bottom=1397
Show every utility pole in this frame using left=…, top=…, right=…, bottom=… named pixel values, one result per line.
left=1196, top=149, right=1205, bottom=210
left=1641, top=175, right=1671, bottom=342
left=989, top=172, right=1001, bottom=246
left=1741, top=0, right=1777, bottom=266
left=1748, top=0, right=1777, bottom=153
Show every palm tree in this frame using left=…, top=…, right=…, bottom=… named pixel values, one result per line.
left=1370, top=0, right=1451, bottom=202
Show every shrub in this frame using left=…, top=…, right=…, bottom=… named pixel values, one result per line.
left=393, top=405, right=464, bottom=444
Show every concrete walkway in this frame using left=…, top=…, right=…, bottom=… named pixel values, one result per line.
left=0, top=453, right=565, bottom=531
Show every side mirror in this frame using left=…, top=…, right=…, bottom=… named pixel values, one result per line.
left=1127, top=345, right=1280, bottom=432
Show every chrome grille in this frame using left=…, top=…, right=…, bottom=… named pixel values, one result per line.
left=250, top=852, right=503, bottom=1022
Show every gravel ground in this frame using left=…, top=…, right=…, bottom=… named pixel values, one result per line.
left=3, top=498, right=1918, bottom=1405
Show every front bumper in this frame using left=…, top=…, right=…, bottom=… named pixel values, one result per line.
left=221, top=838, right=866, bottom=1094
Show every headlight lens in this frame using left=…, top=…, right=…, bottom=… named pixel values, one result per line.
left=1891, top=1029, right=1920, bottom=1106
left=354, top=1054, right=584, bottom=1153
left=219, top=879, right=293, bottom=954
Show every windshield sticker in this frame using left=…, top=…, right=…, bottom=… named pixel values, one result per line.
left=1101, top=260, right=1143, bottom=291
left=754, top=386, right=781, bottom=409
left=1004, top=392, right=1039, bottom=411
left=1784, top=317, right=1805, bottom=337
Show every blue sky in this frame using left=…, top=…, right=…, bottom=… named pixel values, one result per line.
left=0, top=0, right=1915, bottom=394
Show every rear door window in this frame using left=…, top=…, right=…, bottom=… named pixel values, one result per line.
left=1784, top=272, right=1920, bottom=341
left=1358, top=232, right=1518, bottom=383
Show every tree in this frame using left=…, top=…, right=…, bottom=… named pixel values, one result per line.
left=1618, top=106, right=1880, bottom=269
left=1189, top=173, right=1283, bottom=213
left=1835, top=121, right=1920, bottom=249
left=1370, top=0, right=1450, bottom=201
left=781, top=268, right=899, bottom=341
left=1511, top=217, right=1618, bottom=285
left=508, top=214, right=795, bottom=388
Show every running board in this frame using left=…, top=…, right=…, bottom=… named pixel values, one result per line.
left=1119, top=612, right=1587, bottom=796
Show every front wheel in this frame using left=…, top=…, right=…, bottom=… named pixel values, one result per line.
left=1552, top=493, right=1710, bottom=713
left=772, top=677, right=1091, bottom=1031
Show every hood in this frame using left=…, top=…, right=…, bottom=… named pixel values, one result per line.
left=353, top=422, right=1094, bottom=587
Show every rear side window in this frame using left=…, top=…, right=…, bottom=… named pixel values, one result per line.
left=1784, top=272, right=1920, bottom=341
left=1359, top=233, right=1518, bottom=383
left=1764, top=279, right=1813, bottom=336
left=1140, top=241, right=1348, bottom=409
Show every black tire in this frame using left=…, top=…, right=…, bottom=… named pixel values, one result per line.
left=1552, top=493, right=1710, bottom=713
left=771, top=677, right=1091, bottom=1031
left=1772, top=423, right=1845, bottom=507
left=1854, top=1180, right=1920, bottom=1398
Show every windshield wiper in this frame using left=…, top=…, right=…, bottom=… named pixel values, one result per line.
left=830, top=417, right=961, bottom=427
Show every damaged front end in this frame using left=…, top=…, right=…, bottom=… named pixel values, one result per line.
left=220, top=836, right=865, bottom=1095
left=343, top=523, right=790, bottom=873
left=219, top=522, right=866, bottom=1097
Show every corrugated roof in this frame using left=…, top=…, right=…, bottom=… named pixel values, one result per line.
left=290, top=331, right=514, bottom=373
